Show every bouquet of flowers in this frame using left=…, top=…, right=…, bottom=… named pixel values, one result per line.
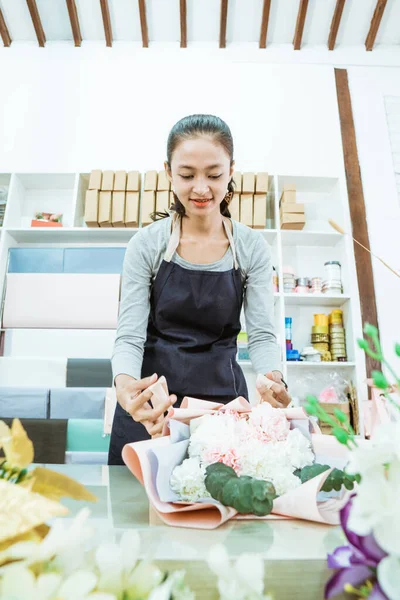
left=123, top=378, right=357, bottom=528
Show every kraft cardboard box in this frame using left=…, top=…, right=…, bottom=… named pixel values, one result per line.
left=114, top=171, right=127, bottom=192
left=88, top=170, right=102, bottom=191
left=141, top=191, right=156, bottom=226
left=144, top=171, right=158, bottom=191
left=242, top=173, right=255, bottom=194
left=127, top=171, right=141, bottom=192
left=233, top=171, right=242, bottom=193
left=98, top=191, right=113, bottom=227
left=101, top=171, right=114, bottom=191
left=280, top=202, right=305, bottom=214
left=280, top=212, right=306, bottom=230
left=256, top=173, right=269, bottom=194
left=240, top=194, right=253, bottom=227
left=229, top=193, right=240, bottom=221
left=112, top=191, right=126, bottom=227
left=84, top=190, right=99, bottom=227
left=125, top=192, right=140, bottom=227
left=253, top=195, right=267, bottom=229
left=156, top=191, right=170, bottom=213
left=157, top=171, right=170, bottom=191
left=280, top=184, right=296, bottom=204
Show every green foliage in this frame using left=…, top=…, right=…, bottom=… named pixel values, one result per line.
left=372, top=370, right=389, bottom=390
left=205, top=463, right=276, bottom=516
left=295, top=464, right=358, bottom=492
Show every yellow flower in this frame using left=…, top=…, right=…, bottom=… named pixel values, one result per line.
left=0, top=420, right=34, bottom=470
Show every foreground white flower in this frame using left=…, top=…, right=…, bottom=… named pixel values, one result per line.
left=378, top=555, right=400, bottom=600
left=148, top=570, right=194, bottom=600
left=0, top=508, right=93, bottom=571
left=170, top=457, right=210, bottom=502
left=346, top=422, right=400, bottom=556
left=208, top=544, right=272, bottom=600
left=0, top=565, right=113, bottom=600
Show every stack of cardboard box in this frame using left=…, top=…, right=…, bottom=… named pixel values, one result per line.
left=84, top=170, right=141, bottom=228
left=230, top=171, right=269, bottom=228
left=279, top=184, right=305, bottom=230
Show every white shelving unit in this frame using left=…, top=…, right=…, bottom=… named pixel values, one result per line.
left=0, top=171, right=367, bottom=432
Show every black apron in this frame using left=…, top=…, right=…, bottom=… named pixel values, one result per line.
left=108, top=216, right=248, bottom=465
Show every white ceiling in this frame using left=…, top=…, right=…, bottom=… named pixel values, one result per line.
left=0, top=0, right=399, bottom=48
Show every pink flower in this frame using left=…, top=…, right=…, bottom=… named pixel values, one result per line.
left=203, top=447, right=241, bottom=473
left=249, top=405, right=290, bottom=443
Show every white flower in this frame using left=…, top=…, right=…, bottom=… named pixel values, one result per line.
left=0, top=565, right=108, bottom=600
left=207, top=544, right=272, bottom=600
left=268, top=468, right=302, bottom=496
left=248, top=404, right=290, bottom=442
left=378, top=555, right=400, bottom=600
left=148, top=570, right=194, bottom=600
left=170, top=457, right=210, bottom=502
left=0, top=508, right=93, bottom=575
left=285, top=429, right=314, bottom=470
left=346, top=421, right=400, bottom=477
left=346, top=422, right=400, bottom=556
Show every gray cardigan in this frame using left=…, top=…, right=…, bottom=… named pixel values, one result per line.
left=112, top=216, right=281, bottom=381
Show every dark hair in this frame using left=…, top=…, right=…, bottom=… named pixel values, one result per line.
left=152, top=114, right=235, bottom=220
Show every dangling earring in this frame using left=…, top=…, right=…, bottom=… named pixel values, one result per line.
left=224, top=191, right=233, bottom=205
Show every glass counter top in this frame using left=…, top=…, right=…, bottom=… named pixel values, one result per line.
left=48, top=464, right=344, bottom=563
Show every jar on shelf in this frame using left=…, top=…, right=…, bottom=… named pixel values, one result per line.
left=314, top=314, right=329, bottom=327
left=323, top=261, right=343, bottom=295
left=283, top=266, right=296, bottom=293
left=295, top=277, right=310, bottom=293
left=311, top=277, right=322, bottom=293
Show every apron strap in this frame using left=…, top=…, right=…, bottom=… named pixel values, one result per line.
left=164, top=213, right=239, bottom=270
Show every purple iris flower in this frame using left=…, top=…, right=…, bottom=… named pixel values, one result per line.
left=325, top=496, right=388, bottom=599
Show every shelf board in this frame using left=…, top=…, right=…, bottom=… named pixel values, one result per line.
left=286, top=361, right=355, bottom=367
left=7, top=227, right=139, bottom=243
left=283, top=293, right=350, bottom=307
left=280, top=230, right=342, bottom=247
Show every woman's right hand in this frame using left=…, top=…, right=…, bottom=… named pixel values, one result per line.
left=115, top=373, right=177, bottom=437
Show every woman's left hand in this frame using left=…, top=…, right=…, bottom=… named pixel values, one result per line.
left=256, top=371, right=291, bottom=408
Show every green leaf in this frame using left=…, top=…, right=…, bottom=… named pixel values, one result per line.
left=204, top=462, right=276, bottom=516
left=395, top=343, right=400, bottom=358
left=372, top=370, right=389, bottom=390
left=333, top=408, right=348, bottom=424
left=332, top=427, right=350, bottom=445
left=296, top=464, right=330, bottom=484
left=364, top=323, right=378, bottom=337
left=357, top=338, right=369, bottom=351
left=295, top=464, right=357, bottom=493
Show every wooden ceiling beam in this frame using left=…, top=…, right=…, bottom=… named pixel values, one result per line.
left=259, top=0, right=271, bottom=49
left=365, top=0, right=388, bottom=51
left=0, top=7, right=11, bottom=47
left=219, top=0, right=228, bottom=49
left=328, top=0, right=346, bottom=51
left=100, top=0, right=112, bottom=47
left=293, top=0, right=308, bottom=51
left=26, top=0, right=46, bottom=47
left=180, top=0, right=187, bottom=48
left=66, top=0, right=82, bottom=47
left=138, top=0, right=149, bottom=48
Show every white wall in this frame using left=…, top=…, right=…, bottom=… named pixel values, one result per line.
left=348, top=68, right=400, bottom=358
left=0, top=43, right=398, bottom=359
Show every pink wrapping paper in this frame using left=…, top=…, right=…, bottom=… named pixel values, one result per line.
left=122, top=392, right=352, bottom=529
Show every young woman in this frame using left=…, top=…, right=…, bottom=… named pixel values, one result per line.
left=108, top=114, right=290, bottom=465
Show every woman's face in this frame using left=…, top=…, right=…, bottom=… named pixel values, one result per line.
left=166, top=135, right=234, bottom=218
